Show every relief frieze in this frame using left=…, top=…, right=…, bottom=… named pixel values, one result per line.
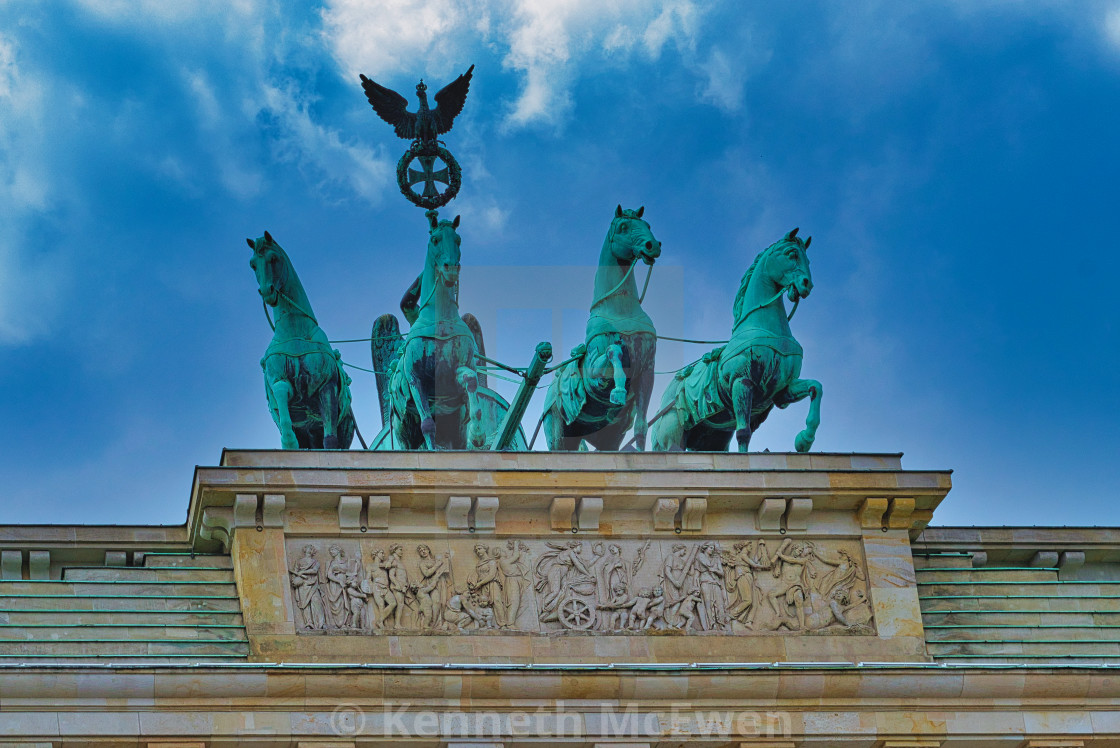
left=285, top=537, right=874, bottom=636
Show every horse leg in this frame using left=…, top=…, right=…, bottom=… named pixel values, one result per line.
left=629, top=361, right=655, bottom=451
left=456, top=367, right=486, bottom=449
left=782, top=378, right=823, bottom=453
left=408, top=374, right=435, bottom=450
left=319, top=382, right=339, bottom=450
left=605, top=343, right=627, bottom=405
left=732, top=378, right=754, bottom=453
left=271, top=381, right=300, bottom=450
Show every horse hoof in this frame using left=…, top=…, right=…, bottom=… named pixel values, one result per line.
left=323, top=434, right=339, bottom=450
left=421, top=417, right=436, bottom=435
left=794, top=430, right=815, bottom=453
left=609, top=387, right=626, bottom=405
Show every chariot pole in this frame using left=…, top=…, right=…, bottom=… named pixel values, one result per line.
left=491, top=342, right=553, bottom=450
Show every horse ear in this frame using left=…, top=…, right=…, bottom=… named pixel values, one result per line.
left=426, top=210, right=439, bottom=229
left=246, top=238, right=255, bottom=249
left=264, top=230, right=273, bottom=243
left=615, top=204, right=623, bottom=218
left=452, top=214, right=460, bottom=228
left=636, top=206, right=644, bottom=218
left=804, top=236, right=811, bottom=249
left=787, top=227, right=799, bottom=240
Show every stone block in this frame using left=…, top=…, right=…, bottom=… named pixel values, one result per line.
left=1030, top=551, right=1059, bottom=568
left=337, top=495, right=362, bottom=531
left=234, top=494, right=258, bottom=527
left=859, top=498, right=888, bottom=529
left=680, top=497, right=706, bottom=531
left=261, top=494, right=285, bottom=527
left=368, top=495, right=390, bottom=529
left=885, top=497, right=915, bottom=529
left=1, top=550, right=21, bottom=580
left=446, top=496, right=471, bottom=530
left=1059, top=551, right=1086, bottom=580
left=104, top=551, right=127, bottom=566
left=550, top=497, right=576, bottom=531
left=786, top=497, right=812, bottom=531
left=577, top=497, right=603, bottom=531
left=757, top=498, right=785, bottom=531
left=651, top=498, right=679, bottom=531
left=971, top=551, right=988, bottom=568
left=27, top=551, right=48, bottom=580
left=474, top=496, right=499, bottom=531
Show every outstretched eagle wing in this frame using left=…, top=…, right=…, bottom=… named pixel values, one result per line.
left=430, top=64, right=474, bottom=135
left=359, top=74, right=416, bottom=140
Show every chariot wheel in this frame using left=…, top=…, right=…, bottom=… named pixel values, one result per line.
left=559, top=597, right=595, bottom=630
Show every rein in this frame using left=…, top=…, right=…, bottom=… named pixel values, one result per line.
left=260, top=287, right=319, bottom=332
left=590, top=257, right=638, bottom=309
left=736, top=284, right=799, bottom=328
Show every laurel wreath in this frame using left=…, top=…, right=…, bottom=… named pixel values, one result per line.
left=396, top=142, right=462, bottom=210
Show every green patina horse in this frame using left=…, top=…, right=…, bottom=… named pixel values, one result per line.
left=650, top=228, right=821, bottom=453
left=373, top=210, right=489, bottom=450
left=542, top=206, right=661, bottom=451
left=248, top=231, right=355, bottom=450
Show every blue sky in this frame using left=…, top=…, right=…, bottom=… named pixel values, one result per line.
left=1, top=0, right=1118, bottom=527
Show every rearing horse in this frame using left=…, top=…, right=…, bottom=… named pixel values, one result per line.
left=650, top=228, right=821, bottom=452
left=248, top=231, right=355, bottom=450
left=386, top=210, right=486, bottom=450
left=543, top=206, right=661, bottom=450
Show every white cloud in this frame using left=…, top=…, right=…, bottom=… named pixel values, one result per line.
left=321, top=0, right=476, bottom=81
left=321, top=0, right=714, bottom=130
left=696, top=48, right=744, bottom=112
left=259, top=81, right=392, bottom=205
left=0, top=33, right=69, bottom=345
left=1107, top=6, right=1120, bottom=49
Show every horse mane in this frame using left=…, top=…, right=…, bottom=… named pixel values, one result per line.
left=732, top=243, right=774, bottom=320
left=731, top=236, right=801, bottom=320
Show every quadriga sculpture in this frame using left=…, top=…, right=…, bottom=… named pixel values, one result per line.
left=370, top=210, right=491, bottom=449
left=248, top=231, right=356, bottom=449
left=542, top=206, right=661, bottom=450
left=650, top=228, right=821, bottom=452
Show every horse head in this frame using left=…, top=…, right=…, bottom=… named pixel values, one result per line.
left=425, top=209, right=462, bottom=289
left=247, top=230, right=287, bottom=307
left=768, top=227, right=813, bottom=302
left=609, top=205, right=661, bottom=266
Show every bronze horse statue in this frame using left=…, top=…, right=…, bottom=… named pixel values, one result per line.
left=371, top=210, right=488, bottom=450
left=542, top=206, right=662, bottom=450
left=650, top=228, right=821, bottom=452
left=248, top=231, right=355, bottom=449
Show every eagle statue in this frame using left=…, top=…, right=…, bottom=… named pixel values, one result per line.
left=359, top=65, right=475, bottom=145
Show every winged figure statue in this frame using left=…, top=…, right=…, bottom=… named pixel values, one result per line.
left=360, top=65, right=475, bottom=145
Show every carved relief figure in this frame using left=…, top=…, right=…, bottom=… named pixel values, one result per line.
left=495, top=540, right=531, bottom=629
left=367, top=548, right=392, bottom=629
left=535, top=540, right=593, bottom=622
left=345, top=571, right=370, bottom=629
left=288, top=544, right=327, bottom=631
left=380, top=544, right=410, bottom=629
left=415, top=544, right=452, bottom=630
left=724, top=541, right=756, bottom=628
left=765, top=540, right=815, bottom=631
left=694, top=541, right=730, bottom=631
left=466, top=543, right=503, bottom=624
left=325, top=544, right=353, bottom=628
